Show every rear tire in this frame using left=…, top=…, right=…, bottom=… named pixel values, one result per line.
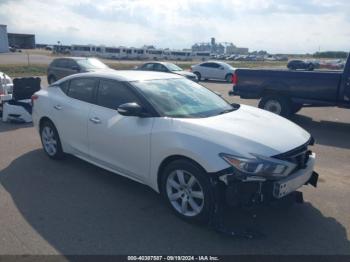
left=258, top=95, right=291, bottom=117
left=194, top=72, right=201, bottom=81
left=160, top=159, right=215, bottom=224
left=225, top=73, right=233, bottom=83
left=40, top=120, right=64, bottom=159
left=48, top=75, right=57, bottom=85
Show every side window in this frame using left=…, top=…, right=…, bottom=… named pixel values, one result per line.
left=55, top=59, right=67, bottom=68
left=59, top=80, right=69, bottom=94
left=97, top=80, right=140, bottom=110
left=206, top=63, right=219, bottom=68
left=67, top=78, right=96, bottom=103
left=200, top=63, right=210, bottom=67
left=143, top=63, right=154, bottom=70
left=154, top=64, right=167, bottom=72
left=66, top=59, right=78, bottom=69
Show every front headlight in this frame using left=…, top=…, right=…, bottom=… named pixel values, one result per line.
left=219, top=153, right=296, bottom=178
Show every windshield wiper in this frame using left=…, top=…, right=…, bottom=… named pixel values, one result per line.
left=218, top=104, right=240, bottom=115
left=218, top=108, right=236, bottom=115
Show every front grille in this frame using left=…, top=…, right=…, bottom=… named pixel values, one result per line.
left=273, top=139, right=313, bottom=170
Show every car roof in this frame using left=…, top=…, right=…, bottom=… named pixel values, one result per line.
left=56, top=70, right=182, bottom=83
left=53, top=57, right=97, bottom=61
left=142, top=61, right=174, bottom=66
left=207, top=60, right=230, bottom=65
left=197, top=60, right=228, bottom=65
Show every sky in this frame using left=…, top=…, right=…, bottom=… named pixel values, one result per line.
left=0, top=0, right=349, bottom=54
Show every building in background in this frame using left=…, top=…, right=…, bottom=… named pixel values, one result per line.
left=192, top=38, right=249, bottom=55
left=226, top=43, right=249, bottom=55
left=192, top=37, right=225, bottom=54
left=0, top=25, right=9, bottom=53
left=8, top=33, right=35, bottom=49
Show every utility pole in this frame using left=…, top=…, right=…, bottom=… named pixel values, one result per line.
left=26, top=50, right=30, bottom=66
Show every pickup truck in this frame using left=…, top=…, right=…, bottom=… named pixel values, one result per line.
left=229, top=54, right=350, bottom=117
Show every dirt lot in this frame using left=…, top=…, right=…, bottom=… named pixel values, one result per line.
left=0, top=79, right=349, bottom=255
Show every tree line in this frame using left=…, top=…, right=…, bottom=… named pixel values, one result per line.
left=313, top=51, right=348, bottom=59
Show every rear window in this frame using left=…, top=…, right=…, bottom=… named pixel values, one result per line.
left=51, top=59, right=66, bottom=68
left=67, top=78, right=97, bottom=103
left=76, top=58, right=108, bottom=70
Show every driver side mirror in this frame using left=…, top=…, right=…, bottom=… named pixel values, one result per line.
left=117, top=102, right=148, bottom=117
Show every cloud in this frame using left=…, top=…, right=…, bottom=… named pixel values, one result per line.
left=0, top=0, right=349, bottom=53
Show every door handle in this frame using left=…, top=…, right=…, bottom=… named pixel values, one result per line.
left=89, top=117, right=101, bottom=124
left=54, top=105, right=62, bottom=110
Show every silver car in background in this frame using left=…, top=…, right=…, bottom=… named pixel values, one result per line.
left=136, top=62, right=198, bottom=82
left=191, top=61, right=235, bottom=82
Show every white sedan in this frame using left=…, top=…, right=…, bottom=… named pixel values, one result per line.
left=32, top=71, right=318, bottom=224
left=190, top=61, right=236, bottom=82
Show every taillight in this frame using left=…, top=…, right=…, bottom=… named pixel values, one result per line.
left=232, top=73, right=238, bottom=85
left=189, top=67, right=192, bottom=72
left=31, top=95, right=38, bottom=105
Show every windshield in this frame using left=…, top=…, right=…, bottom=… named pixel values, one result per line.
left=133, top=78, right=234, bottom=118
left=77, top=58, right=108, bottom=69
left=165, top=63, right=183, bottom=72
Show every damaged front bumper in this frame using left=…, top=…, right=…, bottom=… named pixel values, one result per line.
left=273, top=153, right=316, bottom=198
left=212, top=153, right=319, bottom=207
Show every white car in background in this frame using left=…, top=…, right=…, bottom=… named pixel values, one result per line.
left=32, top=70, right=318, bottom=224
left=190, top=61, right=235, bottom=82
left=0, top=72, right=13, bottom=104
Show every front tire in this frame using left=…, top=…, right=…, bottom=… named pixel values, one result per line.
left=160, top=159, right=215, bottom=224
left=48, top=75, right=57, bottom=85
left=258, top=95, right=291, bottom=117
left=40, top=120, right=64, bottom=159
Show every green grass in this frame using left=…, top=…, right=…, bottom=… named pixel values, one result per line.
left=0, top=64, right=47, bottom=77
left=0, top=61, right=288, bottom=78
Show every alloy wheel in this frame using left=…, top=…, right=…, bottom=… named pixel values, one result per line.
left=166, top=169, right=204, bottom=217
left=41, top=126, right=58, bottom=156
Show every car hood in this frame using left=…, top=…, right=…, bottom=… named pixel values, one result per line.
left=173, top=104, right=311, bottom=157
left=173, top=71, right=196, bottom=77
